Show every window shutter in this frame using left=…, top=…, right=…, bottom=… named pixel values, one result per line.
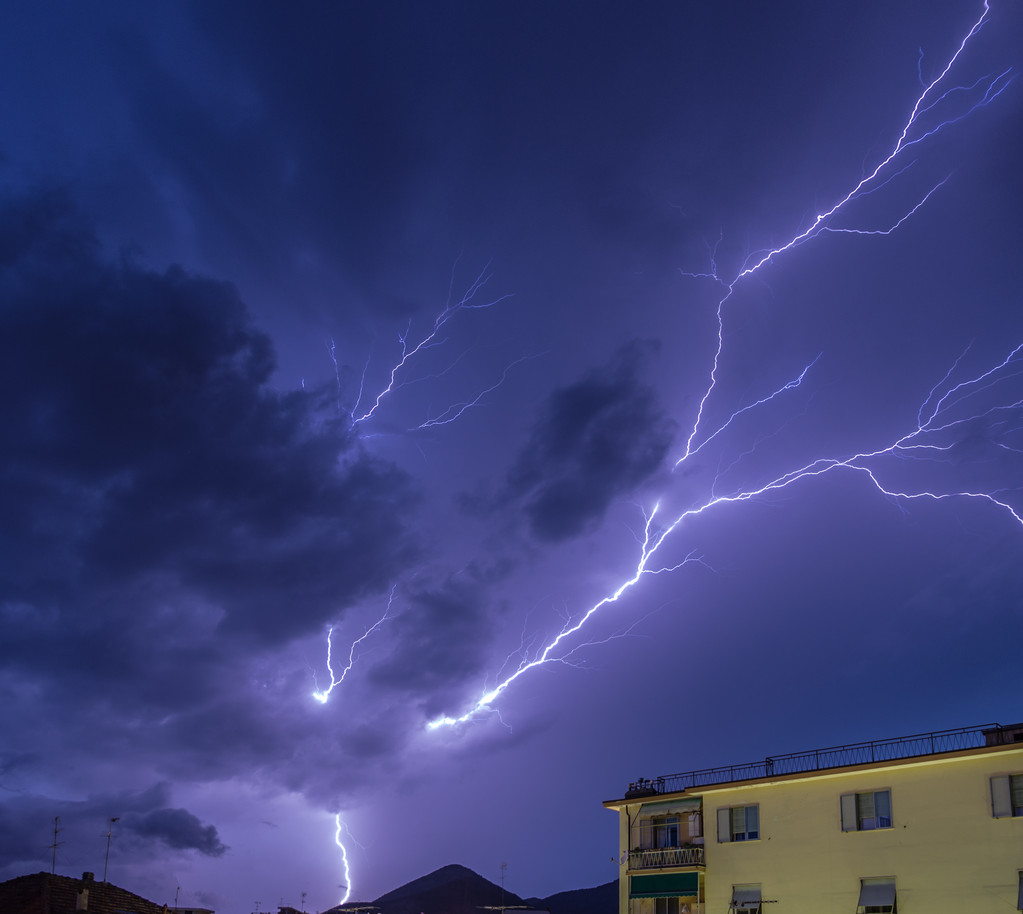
left=731, top=805, right=745, bottom=838
left=858, top=878, right=896, bottom=908
left=840, top=793, right=856, bottom=831
left=717, top=807, right=731, bottom=843
left=991, top=775, right=1012, bottom=818
left=857, top=791, right=875, bottom=822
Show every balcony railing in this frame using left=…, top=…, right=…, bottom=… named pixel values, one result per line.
left=624, top=722, right=1011, bottom=797
left=628, top=846, right=705, bottom=869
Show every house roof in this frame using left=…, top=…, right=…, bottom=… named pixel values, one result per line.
left=0, top=871, right=169, bottom=914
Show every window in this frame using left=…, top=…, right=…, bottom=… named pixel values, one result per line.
left=717, top=804, right=759, bottom=842
left=1017, top=871, right=1022, bottom=912
left=840, top=790, right=892, bottom=831
left=639, top=816, right=680, bottom=849
left=731, top=884, right=761, bottom=912
left=990, top=774, right=1023, bottom=818
left=687, top=810, right=703, bottom=839
left=654, top=898, right=678, bottom=914
left=652, top=817, right=679, bottom=848
left=856, top=877, right=896, bottom=913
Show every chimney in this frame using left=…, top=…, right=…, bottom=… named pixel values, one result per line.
left=76, top=874, right=93, bottom=911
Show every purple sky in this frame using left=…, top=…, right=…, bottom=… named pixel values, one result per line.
left=1, top=2, right=1022, bottom=912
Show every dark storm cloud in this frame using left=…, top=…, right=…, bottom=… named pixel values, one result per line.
left=505, top=342, right=675, bottom=541
left=0, top=189, right=419, bottom=686
left=369, top=578, right=492, bottom=703
left=124, top=807, right=226, bottom=857
left=0, top=783, right=223, bottom=870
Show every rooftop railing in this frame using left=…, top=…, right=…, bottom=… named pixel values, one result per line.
left=625, top=722, right=1017, bottom=797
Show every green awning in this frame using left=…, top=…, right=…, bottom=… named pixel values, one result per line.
left=637, top=798, right=702, bottom=816
left=630, top=873, right=699, bottom=898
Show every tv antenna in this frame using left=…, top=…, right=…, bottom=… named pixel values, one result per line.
left=49, top=817, right=63, bottom=874
left=103, top=817, right=120, bottom=882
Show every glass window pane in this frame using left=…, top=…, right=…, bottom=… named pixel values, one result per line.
left=1011, top=775, right=1023, bottom=816
left=746, top=805, right=759, bottom=839
left=875, top=790, right=892, bottom=827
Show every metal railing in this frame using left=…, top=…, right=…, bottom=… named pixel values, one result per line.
left=626, top=722, right=1008, bottom=797
left=627, top=846, right=705, bottom=870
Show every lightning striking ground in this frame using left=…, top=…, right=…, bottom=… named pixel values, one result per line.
left=428, top=0, right=1020, bottom=731
left=334, top=814, right=352, bottom=906
left=311, top=591, right=399, bottom=904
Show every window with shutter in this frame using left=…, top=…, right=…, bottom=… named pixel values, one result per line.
left=840, top=790, right=892, bottom=831
left=857, top=876, right=897, bottom=913
left=717, top=805, right=759, bottom=842
left=990, top=774, right=1023, bottom=818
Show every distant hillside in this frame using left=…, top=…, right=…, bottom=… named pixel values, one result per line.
left=324, top=864, right=617, bottom=914
left=527, top=880, right=617, bottom=914
left=371, top=863, right=529, bottom=914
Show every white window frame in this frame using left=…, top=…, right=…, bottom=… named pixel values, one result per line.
left=840, top=789, right=892, bottom=831
left=716, top=804, right=759, bottom=842
left=990, top=773, right=1023, bottom=818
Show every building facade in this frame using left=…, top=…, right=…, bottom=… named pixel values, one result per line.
left=604, top=722, right=1023, bottom=912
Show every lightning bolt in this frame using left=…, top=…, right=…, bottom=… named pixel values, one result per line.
left=334, top=813, right=352, bottom=906
left=351, top=264, right=513, bottom=424
left=428, top=0, right=1020, bottom=730
left=312, top=591, right=394, bottom=704
left=413, top=354, right=542, bottom=430
left=681, top=0, right=1011, bottom=464
left=311, top=591, right=398, bottom=907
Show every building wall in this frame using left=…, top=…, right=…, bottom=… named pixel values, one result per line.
left=612, top=744, right=1023, bottom=912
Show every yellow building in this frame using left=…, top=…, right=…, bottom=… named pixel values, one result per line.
left=604, top=722, right=1023, bottom=913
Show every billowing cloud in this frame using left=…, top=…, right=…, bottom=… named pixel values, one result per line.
left=369, top=578, right=493, bottom=714
left=0, top=188, right=419, bottom=708
left=505, top=341, right=675, bottom=540
left=124, top=807, right=227, bottom=857
left=0, top=783, right=224, bottom=871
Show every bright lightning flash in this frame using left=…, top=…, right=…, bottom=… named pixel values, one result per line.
left=334, top=813, right=352, bottom=905
left=312, top=591, right=394, bottom=704
left=428, top=0, right=1020, bottom=731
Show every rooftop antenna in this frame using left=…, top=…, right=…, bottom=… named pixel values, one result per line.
left=175, top=886, right=181, bottom=907
left=301, top=891, right=308, bottom=913
left=103, top=817, right=120, bottom=882
left=49, top=817, right=62, bottom=874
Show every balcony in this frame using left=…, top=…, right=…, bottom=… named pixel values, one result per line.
left=627, top=846, right=705, bottom=870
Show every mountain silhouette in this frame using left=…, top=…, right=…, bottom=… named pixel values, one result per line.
left=324, top=864, right=615, bottom=914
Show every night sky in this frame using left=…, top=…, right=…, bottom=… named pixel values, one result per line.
left=1, top=2, right=1022, bottom=912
